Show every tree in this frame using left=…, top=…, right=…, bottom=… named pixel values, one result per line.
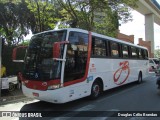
left=0, top=0, right=61, bottom=45
left=26, top=0, right=60, bottom=34
left=0, top=0, right=31, bottom=45
left=154, top=49, right=160, bottom=58
left=56, top=0, right=137, bottom=37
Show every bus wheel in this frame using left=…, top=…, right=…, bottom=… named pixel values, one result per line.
left=137, top=72, right=142, bottom=84
left=90, top=81, right=102, bottom=99
left=8, top=83, right=16, bottom=92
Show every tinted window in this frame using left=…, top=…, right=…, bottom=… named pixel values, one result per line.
left=131, top=47, right=138, bottom=58
left=92, top=37, right=107, bottom=57
left=153, top=59, right=160, bottom=64
left=122, top=45, right=129, bottom=58
left=143, top=50, right=148, bottom=59
left=64, top=32, right=88, bottom=82
left=111, top=42, right=119, bottom=57
left=149, top=60, right=153, bottom=63
left=138, top=49, right=143, bottom=59
left=142, top=50, right=148, bottom=59
left=23, top=30, right=67, bottom=80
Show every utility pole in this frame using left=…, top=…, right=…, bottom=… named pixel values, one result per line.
left=0, top=37, right=2, bottom=97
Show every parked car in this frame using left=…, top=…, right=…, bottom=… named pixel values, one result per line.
left=149, top=58, right=160, bottom=72
left=1, top=76, right=18, bottom=91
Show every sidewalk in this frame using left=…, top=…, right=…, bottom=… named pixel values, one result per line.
left=0, top=88, right=27, bottom=105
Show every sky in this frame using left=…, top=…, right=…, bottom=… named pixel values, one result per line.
left=119, top=0, right=160, bottom=49
left=25, top=0, right=160, bottom=49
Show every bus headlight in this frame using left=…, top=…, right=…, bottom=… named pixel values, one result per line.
left=47, top=84, right=60, bottom=90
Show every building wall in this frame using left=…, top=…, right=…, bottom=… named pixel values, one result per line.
left=138, top=38, right=153, bottom=57
left=117, top=32, right=134, bottom=44
left=117, top=31, right=152, bottom=57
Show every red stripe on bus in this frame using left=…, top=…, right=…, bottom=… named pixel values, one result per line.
left=22, top=78, right=60, bottom=91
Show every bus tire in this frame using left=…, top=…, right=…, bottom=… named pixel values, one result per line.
left=137, top=72, right=142, bottom=84
left=90, top=81, right=102, bottom=99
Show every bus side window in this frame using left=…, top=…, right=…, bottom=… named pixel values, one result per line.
left=142, top=49, right=148, bottom=59
left=110, top=42, right=120, bottom=58
left=92, top=37, right=107, bottom=57
left=131, top=47, right=138, bottom=59
left=138, top=49, right=143, bottom=59
left=122, top=44, right=129, bottom=58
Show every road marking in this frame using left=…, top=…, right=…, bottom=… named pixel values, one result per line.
left=97, top=84, right=143, bottom=103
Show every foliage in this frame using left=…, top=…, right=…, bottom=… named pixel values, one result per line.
left=26, top=0, right=60, bottom=34
left=0, top=0, right=137, bottom=45
left=19, top=40, right=30, bottom=46
left=154, top=49, right=160, bottom=58
left=0, top=0, right=31, bottom=45
left=0, top=1, right=18, bottom=45
left=56, top=0, right=137, bottom=37
left=0, top=0, right=60, bottom=45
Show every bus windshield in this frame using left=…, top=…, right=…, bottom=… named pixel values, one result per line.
left=23, top=30, right=67, bottom=81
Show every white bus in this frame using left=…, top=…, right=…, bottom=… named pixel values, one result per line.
left=13, top=28, right=149, bottom=103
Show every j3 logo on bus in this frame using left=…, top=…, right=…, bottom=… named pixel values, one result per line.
left=113, top=61, right=130, bottom=85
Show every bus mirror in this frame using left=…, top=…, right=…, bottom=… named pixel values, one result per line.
left=53, top=42, right=60, bottom=58
left=53, top=41, right=69, bottom=58
left=12, top=46, right=27, bottom=62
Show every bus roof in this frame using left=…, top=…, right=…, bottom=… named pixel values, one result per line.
left=34, top=28, right=148, bottom=50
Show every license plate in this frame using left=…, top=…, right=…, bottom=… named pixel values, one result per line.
left=33, top=92, right=39, bottom=97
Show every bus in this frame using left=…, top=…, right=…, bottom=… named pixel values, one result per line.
left=13, top=28, right=149, bottom=103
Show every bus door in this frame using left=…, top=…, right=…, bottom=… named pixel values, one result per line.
left=64, top=31, right=89, bottom=85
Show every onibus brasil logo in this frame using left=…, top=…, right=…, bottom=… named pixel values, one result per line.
left=113, top=61, right=130, bottom=85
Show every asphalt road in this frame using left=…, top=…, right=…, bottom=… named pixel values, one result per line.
left=1, top=73, right=160, bottom=120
